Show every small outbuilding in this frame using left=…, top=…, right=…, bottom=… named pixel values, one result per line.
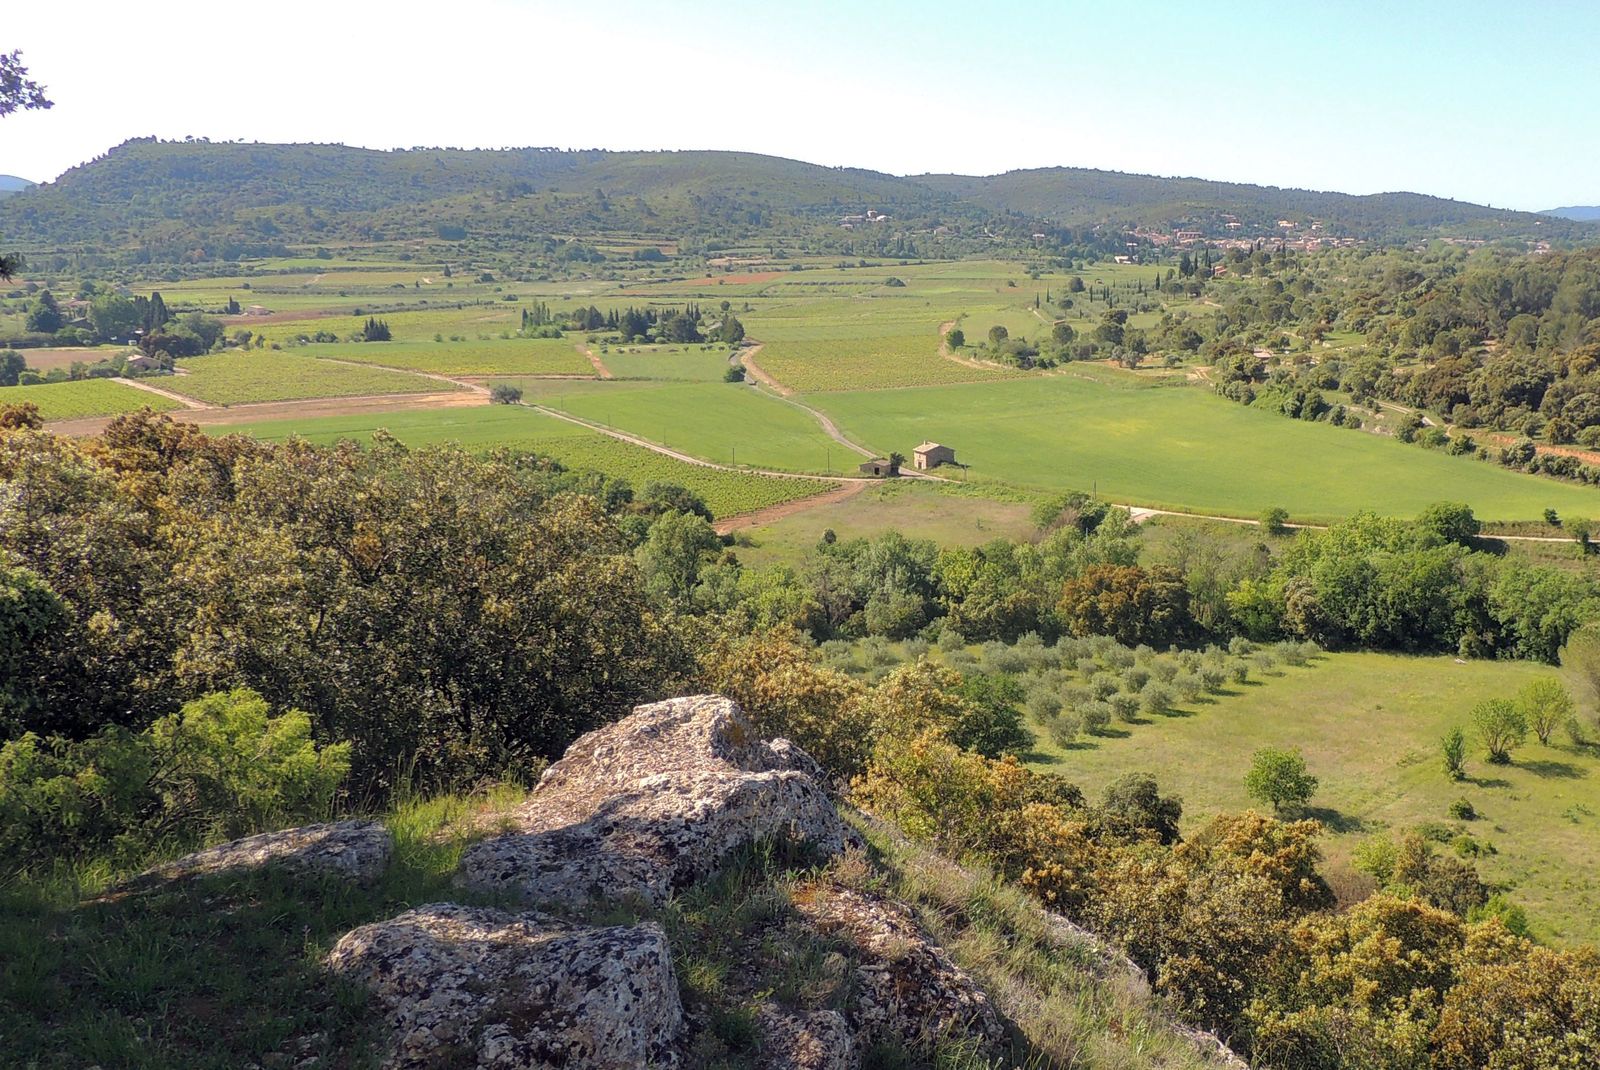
left=912, top=441, right=956, bottom=470
left=859, top=458, right=898, bottom=477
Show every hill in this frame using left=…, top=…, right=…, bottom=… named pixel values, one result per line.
left=0, top=175, right=34, bottom=199
left=1546, top=205, right=1600, bottom=221
left=915, top=166, right=1592, bottom=241
left=2, top=140, right=1592, bottom=267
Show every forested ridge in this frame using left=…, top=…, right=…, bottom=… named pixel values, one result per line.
left=2, top=139, right=1591, bottom=268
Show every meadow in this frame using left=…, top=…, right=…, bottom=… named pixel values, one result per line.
left=513, top=378, right=853, bottom=474
left=733, top=480, right=1039, bottom=565
left=1025, top=651, right=1600, bottom=945
left=809, top=374, right=1600, bottom=521
left=4, top=378, right=182, bottom=421
left=226, top=405, right=837, bottom=519
left=162, top=352, right=452, bottom=406
left=295, top=337, right=593, bottom=377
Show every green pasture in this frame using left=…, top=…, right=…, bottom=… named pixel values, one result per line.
left=734, top=480, right=1040, bottom=566
left=514, top=379, right=850, bottom=474
left=599, top=345, right=732, bottom=381
left=6, top=379, right=182, bottom=422
left=223, top=405, right=836, bottom=519
left=300, top=337, right=592, bottom=377
left=165, top=352, right=451, bottom=406
left=809, top=374, right=1600, bottom=521
left=1026, top=651, right=1599, bottom=944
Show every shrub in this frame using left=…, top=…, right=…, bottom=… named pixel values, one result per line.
left=1108, top=693, right=1141, bottom=723
left=1516, top=677, right=1575, bottom=745
left=0, top=689, right=350, bottom=862
left=1087, top=672, right=1122, bottom=699
left=1139, top=683, right=1174, bottom=716
left=1260, top=505, right=1289, bottom=535
left=1448, top=797, right=1477, bottom=820
left=1077, top=700, right=1112, bottom=735
left=1442, top=726, right=1468, bottom=780
left=1243, top=747, right=1317, bottom=813
left=1471, top=699, right=1528, bottom=764
left=1123, top=666, right=1151, bottom=692
left=1048, top=713, right=1081, bottom=749
left=1229, top=661, right=1251, bottom=685
left=488, top=383, right=523, bottom=405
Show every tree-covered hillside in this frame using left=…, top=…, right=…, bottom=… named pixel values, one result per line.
left=4, top=140, right=1593, bottom=269
left=917, top=166, right=1593, bottom=241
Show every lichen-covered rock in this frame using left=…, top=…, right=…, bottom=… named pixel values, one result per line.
left=794, top=886, right=1006, bottom=1057
left=756, top=1005, right=856, bottom=1070
left=458, top=695, right=849, bottom=906
left=142, top=819, right=392, bottom=884
left=326, top=903, right=681, bottom=1069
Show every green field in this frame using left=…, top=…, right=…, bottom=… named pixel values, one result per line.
left=225, top=405, right=837, bottom=519
left=1026, top=652, right=1600, bottom=944
left=166, top=353, right=453, bottom=406
left=295, top=338, right=594, bottom=377
left=514, top=379, right=852, bottom=474
left=734, top=480, right=1039, bottom=565
left=3, top=379, right=183, bottom=421
left=809, top=374, right=1600, bottom=521
left=600, top=345, right=732, bottom=381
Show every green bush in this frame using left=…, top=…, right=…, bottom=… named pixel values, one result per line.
left=0, top=689, right=350, bottom=863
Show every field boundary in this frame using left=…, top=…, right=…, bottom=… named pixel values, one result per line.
left=112, top=377, right=213, bottom=410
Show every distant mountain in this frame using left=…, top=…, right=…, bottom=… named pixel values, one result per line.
left=1545, top=206, right=1600, bottom=222
left=0, top=175, right=34, bottom=199
left=2, top=139, right=1591, bottom=267
left=913, top=167, right=1589, bottom=241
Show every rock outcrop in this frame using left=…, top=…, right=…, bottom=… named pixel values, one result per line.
left=794, top=886, right=1007, bottom=1056
left=457, top=694, right=851, bottom=906
left=326, top=903, right=681, bottom=1069
left=142, top=818, right=392, bottom=884
left=756, top=1004, right=855, bottom=1070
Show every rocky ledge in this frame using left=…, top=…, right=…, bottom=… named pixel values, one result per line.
left=327, top=903, right=680, bottom=1069
left=456, top=694, right=852, bottom=907
left=140, top=818, right=393, bottom=884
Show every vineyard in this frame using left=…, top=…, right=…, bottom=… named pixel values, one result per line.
left=753, top=333, right=1024, bottom=392
left=228, top=404, right=836, bottom=519
left=3, top=379, right=183, bottom=421
left=520, top=380, right=852, bottom=474
left=302, top=338, right=594, bottom=377
left=518, top=433, right=839, bottom=519
left=162, top=352, right=452, bottom=405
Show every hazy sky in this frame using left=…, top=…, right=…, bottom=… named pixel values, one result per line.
left=5, top=0, right=1597, bottom=210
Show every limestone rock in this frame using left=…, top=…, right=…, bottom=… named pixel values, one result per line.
left=795, top=886, right=1006, bottom=1057
left=143, top=819, right=392, bottom=884
left=326, top=902, right=681, bottom=1069
left=458, top=695, right=850, bottom=906
left=757, top=1005, right=856, bottom=1070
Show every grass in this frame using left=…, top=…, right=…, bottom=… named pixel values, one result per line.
left=163, top=352, right=454, bottom=406
left=3, top=378, right=183, bottom=421
left=810, top=374, right=1600, bottom=522
left=0, top=796, right=1221, bottom=1069
left=298, top=337, right=593, bottom=377
left=600, top=344, right=733, bottom=381
left=517, top=379, right=853, bottom=474
left=734, top=480, right=1041, bottom=567
left=226, top=405, right=838, bottom=520
left=1024, top=651, right=1600, bottom=944
left=0, top=784, right=528, bottom=1070
left=755, top=332, right=1025, bottom=393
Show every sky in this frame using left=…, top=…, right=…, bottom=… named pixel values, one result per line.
left=4, top=0, right=1598, bottom=210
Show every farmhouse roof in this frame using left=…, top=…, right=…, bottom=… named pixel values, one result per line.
left=914, top=441, right=945, bottom=452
